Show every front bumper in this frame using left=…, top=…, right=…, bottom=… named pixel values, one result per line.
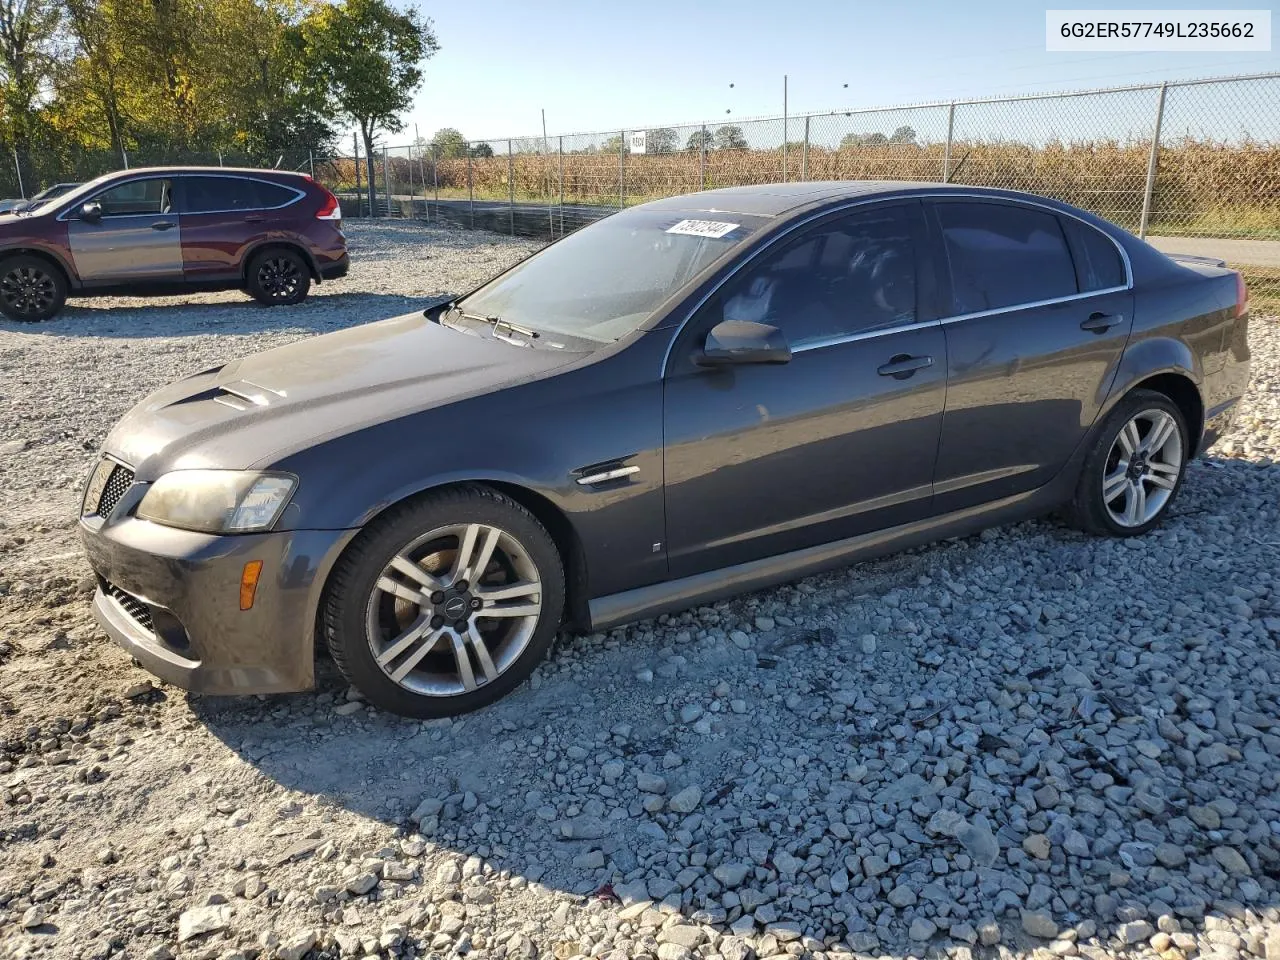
left=80, top=513, right=356, bottom=695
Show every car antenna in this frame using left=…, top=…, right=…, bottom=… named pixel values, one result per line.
left=274, top=155, right=284, bottom=169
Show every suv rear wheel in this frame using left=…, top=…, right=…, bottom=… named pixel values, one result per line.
left=246, top=248, right=311, bottom=306
left=0, top=255, right=67, bottom=322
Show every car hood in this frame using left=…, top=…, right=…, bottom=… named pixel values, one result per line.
left=105, top=311, right=586, bottom=476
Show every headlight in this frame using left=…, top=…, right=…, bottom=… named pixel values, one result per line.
left=136, top=471, right=297, bottom=534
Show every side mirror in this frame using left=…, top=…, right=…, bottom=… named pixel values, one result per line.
left=79, top=200, right=103, bottom=223
left=697, top=320, right=791, bottom=366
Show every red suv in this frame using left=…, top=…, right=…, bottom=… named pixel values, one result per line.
left=0, top=167, right=348, bottom=321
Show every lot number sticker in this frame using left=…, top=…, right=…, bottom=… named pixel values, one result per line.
left=666, top=219, right=740, bottom=239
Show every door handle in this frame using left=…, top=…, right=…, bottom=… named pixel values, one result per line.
left=151, top=221, right=176, bottom=231
left=877, top=354, right=933, bottom=379
left=1081, top=312, right=1123, bottom=333
left=244, top=215, right=264, bottom=223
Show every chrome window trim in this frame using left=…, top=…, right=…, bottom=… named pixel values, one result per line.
left=938, top=284, right=1130, bottom=325
left=659, top=189, right=1134, bottom=377
left=57, top=172, right=305, bottom=222
left=791, top=318, right=941, bottom=353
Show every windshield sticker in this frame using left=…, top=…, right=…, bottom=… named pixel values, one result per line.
left=666, top=219, right=740, bottom=239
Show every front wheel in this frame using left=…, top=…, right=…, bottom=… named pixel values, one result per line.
left=1067, top=389, right=1189, bottom=537
left=0, top=255, right=67, bottom=322
left=246, top=248, right=311, bottom=306
left=322, top=485, right=566, bottom=718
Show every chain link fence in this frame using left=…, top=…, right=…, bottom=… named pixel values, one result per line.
left=304, top=72, right=1280, bottom=306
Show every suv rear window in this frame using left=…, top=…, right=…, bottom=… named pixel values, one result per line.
left=935, top=201, right=1077, bottom=314
left=183, top=176, right=298, bottom=214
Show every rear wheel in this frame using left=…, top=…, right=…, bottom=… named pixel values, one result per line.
left=322, top=485, right=565, bottom=718
left=246, top=248, right=311, bottom=306
left=0, top=255, right=67, bottom=322
left=1067, top=390, right=1188, bottom=537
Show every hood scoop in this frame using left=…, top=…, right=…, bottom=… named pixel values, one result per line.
left=172, top=379, right=287, bottom=412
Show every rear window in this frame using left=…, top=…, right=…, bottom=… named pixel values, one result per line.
left=1065, top=218, right=1127, bottom=292
left=184, top=176, right=299, bottom=213
left=936, top=201, right=1078, bottom=314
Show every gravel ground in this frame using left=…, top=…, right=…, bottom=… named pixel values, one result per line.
left=1, top=220, right=1279, bottom=960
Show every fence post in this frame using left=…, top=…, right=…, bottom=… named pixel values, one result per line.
left=557, top=136, right=564, bottom=237
left=353, top=132, right=362, bottom=217
left=802, top=117, right=809, bottom=181
left=414, top=145, right=426, bottom=222
left=1139, top=82, right=1168, bottom=239
left=383, top=146, right=392, bottom=218
left=120, top=144, right=129, bottom=169
left=11, top=149, right=23, bottom=198
left=699, top=124, right=707, bottom=190
left=432, top=145, right=439, bottom=216
left=308, top=150, right=315, bottom=179
left=468, top=147, right=474, bottom=230
left=943, top=102, right=956, bottom=183
left=507, top=139, right=515, bottom=236
left=618, top=130, right=625, bottom=210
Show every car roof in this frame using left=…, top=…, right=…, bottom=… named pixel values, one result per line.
left=98, top=166, right=309, bottom=179
left=636, top=180, right=1091, bottom=219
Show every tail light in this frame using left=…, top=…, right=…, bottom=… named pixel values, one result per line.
left=1233, top=270, right=1248, bottom=318
left=314, top=186, right=342, bottom=221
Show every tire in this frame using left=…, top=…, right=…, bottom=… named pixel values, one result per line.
left=0, top=255, right=68, bottom=322
left=322, top=485, right=566, bottom=718
left=1066, top=389, right=1189, bottom=537
left=246, top=248, right=311, bottom=306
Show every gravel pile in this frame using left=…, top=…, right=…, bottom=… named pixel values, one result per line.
left=1, top=221, right=1279, bottom=960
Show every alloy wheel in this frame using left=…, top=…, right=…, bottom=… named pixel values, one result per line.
left=1101, top=408, right=1183, bottom=528
left=257, top=257, right=301, bottom=299
left=364, top=523, right=543, bottom=697
left=0, top=265, right=56, bottom=317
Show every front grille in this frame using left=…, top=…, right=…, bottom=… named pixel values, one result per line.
left=104, top=581, right=154, bottom=635
left=96, top=466, right=135, bottom=517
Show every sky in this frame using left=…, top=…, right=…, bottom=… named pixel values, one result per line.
left=393, top=0, right=1279, bottom=146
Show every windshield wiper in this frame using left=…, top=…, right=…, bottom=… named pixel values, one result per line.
left=448, top=307, right=540, bottom=342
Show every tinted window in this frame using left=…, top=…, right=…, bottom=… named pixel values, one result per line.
left=1065, top=218, right=1126, bottom=291
left=92, top=178, right=172, bottom=217
left=700, top=205, right=917, bottom=349
left=184, top=176, right=295, bottom=213
left=936, top=202, right=1077, bottom=314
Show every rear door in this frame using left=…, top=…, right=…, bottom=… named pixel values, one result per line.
left=927, top=198, right=1134, bottom=512
left=662, top=201, right=949, bottom=577
left=66, top=176, right=182, bottom=284
left=178, top=175, right=305, bottom=281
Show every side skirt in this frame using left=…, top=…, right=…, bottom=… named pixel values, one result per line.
left=586, top=482, right=1067, bottom=631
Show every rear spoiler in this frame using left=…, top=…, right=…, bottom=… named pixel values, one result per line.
left=1165, top=251, right=1227, bottom=269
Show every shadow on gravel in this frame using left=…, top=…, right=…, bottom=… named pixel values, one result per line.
left=195, top=455, right=1280, bottom=953
left=0, top=292, right=430, bottom=339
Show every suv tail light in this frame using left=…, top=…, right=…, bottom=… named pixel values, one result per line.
left=314, top=186, right=342, bottom=221
left=1233, top=270, right=1248, bottom=318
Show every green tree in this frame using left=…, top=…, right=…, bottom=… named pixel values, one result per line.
left=0, top=0, right=66, bottom=189
left=841, top=131, right=888, bottom=148
left=685, top=128, right=713, bottom=152
left=646, top=127, right=677, bottom=154
left=889, top=125, right=916, bottom=144
left=468, top=141, right=493, bottom=159
left=429, top=126, right=467, bottom=159
left=713, top=124, right=747, bottom=151
left=295, top=0, right=438, bottom=212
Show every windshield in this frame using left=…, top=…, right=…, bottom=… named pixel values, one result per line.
left=457, top=208, right=770, bottom=343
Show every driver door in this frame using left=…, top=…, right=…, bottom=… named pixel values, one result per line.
left=661, top=201, right=948, bottom=578
left=66, top=176, right=183, bottom=285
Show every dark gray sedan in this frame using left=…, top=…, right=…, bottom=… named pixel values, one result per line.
left=79, top=182, right=1251, bottom=717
